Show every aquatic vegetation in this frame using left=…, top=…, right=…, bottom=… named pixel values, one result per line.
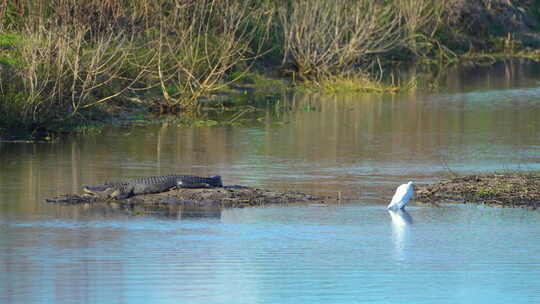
left=228, top=71, right=290, bottom=94
left=298, top=75, right=408, bottom=94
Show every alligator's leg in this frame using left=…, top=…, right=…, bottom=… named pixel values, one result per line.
left=110, top=185, right=134, bottom=200
left=111, top=190, right=130, bottom=199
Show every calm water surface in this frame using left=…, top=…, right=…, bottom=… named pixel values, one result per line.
left=1, top=61, right=540, bottom=303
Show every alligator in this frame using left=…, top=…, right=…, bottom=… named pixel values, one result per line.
left=83, top=175, right=223, bottom=199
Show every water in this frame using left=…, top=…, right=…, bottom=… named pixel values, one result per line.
left=1, top=60, right=540, bottom=303
left=2, top=205, right=540, bottom=303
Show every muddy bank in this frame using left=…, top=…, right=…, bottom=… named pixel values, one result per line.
left=45, top=173, right=540, bottom=212
left=45, top=185, right=331, bottom=211
left=416, top=173, right=540, bottom=209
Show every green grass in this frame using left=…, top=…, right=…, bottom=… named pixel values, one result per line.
left=228, top=69, right=289, bottom=92
left=0, top=33, right=24, bottom=66
left=0, top=33, right=21, bottom=47
left=296, top=75, right=410, bottom=94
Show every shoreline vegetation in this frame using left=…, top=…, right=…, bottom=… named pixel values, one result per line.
left=1, top=0, right=540, bottom=138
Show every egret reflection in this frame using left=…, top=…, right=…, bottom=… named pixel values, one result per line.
left=388, top=209, right=413, bottom=261
left=388, top=209, right=413, bottom=226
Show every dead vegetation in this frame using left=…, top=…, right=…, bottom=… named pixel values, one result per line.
left=416, top=173, right=540, bottom=209
left=278, top=1, right=403, bottom=79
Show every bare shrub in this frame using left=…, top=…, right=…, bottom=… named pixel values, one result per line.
left=2, top=0, right=154, bottom=33
left=152, top=0, right=271, bottom=108
left=17, top=25, right=137, bottom=122
left=396, top=0, right=446, bottom=54
left=278, top=0, right=403, bottom=79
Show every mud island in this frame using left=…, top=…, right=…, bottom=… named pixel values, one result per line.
left=46, top=185, right=331, bottom=210
left=416, top=173, right=540, bottom=209
left=45, top=173, right=540, bottom=212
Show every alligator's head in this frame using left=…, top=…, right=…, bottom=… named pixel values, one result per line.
left=84, top=184, right=113, bottom=194
left=83, top=184, right=118, bottom=198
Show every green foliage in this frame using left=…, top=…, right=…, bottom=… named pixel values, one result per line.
left=0, top=56, right=19, bottom=66
left=0, top=33, right=24, bottom=66
left=0, top=33, right=21, bottom=47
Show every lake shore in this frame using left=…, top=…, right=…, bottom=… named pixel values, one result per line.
left=416, top=173, right=540, bottom=209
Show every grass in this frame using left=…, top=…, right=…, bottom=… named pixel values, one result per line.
left=297, top=75, right=411, bottom=94
left=0, top=33, right=21, bottom=48
left=0, top=33, right=23, bottom=66
left=228, top=70, right=290, bottom=93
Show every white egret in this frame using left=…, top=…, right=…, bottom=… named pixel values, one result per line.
left=387, top=181, right=414, bottom=210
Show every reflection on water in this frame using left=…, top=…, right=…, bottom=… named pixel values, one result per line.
left=1, top=60, right=540, bottom=303
left=388, top=209, right=413, bottom=262
left=388, top=209, right=413, bottom=226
